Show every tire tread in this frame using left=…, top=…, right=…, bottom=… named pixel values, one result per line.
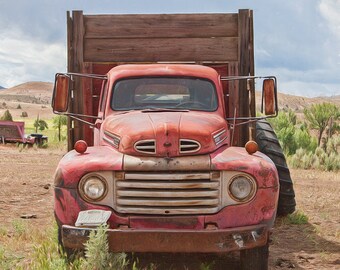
left=256, top=120, right=296, bottom=216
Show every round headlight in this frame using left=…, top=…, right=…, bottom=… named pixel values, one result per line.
left=229, top=175, right=255, bottom=202
left=79, top=174, right=107, bottom=201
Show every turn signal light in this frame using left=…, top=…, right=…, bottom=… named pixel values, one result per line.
left=74, top=140, right=88, bottom=154
left=245, top=140, right=258, bottom=155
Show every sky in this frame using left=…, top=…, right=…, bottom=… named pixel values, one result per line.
left=0, top=0, right=339, bottom=97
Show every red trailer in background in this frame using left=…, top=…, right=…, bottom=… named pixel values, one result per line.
left=0, top=121, right=35, bottom=144
left=0, top=121, right=47, bottom=145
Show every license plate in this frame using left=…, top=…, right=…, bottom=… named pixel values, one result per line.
left=75, top=210, right=111, bottom=227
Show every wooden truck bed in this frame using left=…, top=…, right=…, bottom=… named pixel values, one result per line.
left=66, top=10, right=254, bottom=149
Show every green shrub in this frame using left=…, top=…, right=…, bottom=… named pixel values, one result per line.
left=12, top=219, right=26, bottom=236
left=324, top=152, right=340, bottom=171
left=294, top=127, right=317, bottom=153
left=0, top=245, right=21, bottom=270
left=269, top=110, right=298, bottom=155
left=1, top=109, right=13, bottom=121
left=304, top=103, right=339, bottom=146
left=289, top=141, right=340, bottom=171
left=286, top=210, right=309, bottom=225
left=82, top=224, right=128, bottom=270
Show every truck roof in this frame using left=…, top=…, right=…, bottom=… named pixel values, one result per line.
left=107, top=64, right=220, bottom=82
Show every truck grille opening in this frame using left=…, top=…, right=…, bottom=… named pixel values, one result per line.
left=134, top=140, right=156, bottom=154
left=179, top=139, right=201, bottom=153
left=114, top=172, right=221, bottom=215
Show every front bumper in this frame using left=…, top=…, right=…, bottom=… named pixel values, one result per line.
left=62, top=224, right=269, bottom=253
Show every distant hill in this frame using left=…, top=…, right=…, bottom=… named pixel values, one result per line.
left=0, top=81, right=54, bottom=120
left=255, top=91, right=340, bottom=112
left=0, top=81, right=53, bottom=104
left=0, top=86, right=5, bottom=90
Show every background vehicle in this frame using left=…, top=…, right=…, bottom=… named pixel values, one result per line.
left=52, top=10, right=295, bottom=269
left=0, top=120, right=47, bottom=145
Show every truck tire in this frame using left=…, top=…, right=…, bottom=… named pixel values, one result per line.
left=255, top=120, right=296, bottom=216
left=240, top=243, right=269, bottom=270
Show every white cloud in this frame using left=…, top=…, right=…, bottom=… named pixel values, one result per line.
left=0, top=27, right=66, bottom=88
left=280, top=81, right=339, bottom=97
left=319, top=0, right=340, bottom=40
left=257, top=66, right=340, bottom=97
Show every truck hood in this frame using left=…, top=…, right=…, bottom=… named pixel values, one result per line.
left=101, top=111, right=228, bottom=157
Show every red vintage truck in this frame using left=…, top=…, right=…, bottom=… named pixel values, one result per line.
left=52, top=10, right=295, bottom=269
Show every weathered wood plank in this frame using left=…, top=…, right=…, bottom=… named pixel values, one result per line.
left=249, top=10, right=256, bottom=140
left=72, top=10, right=85, bottom=145
left=66, top=11, right=73, bottom=151
left=84, top=13, right=238, bottom=39
left=238, top=9, right=251, bottom=146
left=84, top=37, right=238, bottom=62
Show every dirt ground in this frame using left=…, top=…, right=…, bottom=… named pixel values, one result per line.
left=0, top=145, right=339, bottom=269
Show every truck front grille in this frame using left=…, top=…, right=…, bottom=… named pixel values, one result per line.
left=114, top=172, right=221, bottom=215
left=179, top=139, right=201, bottom=153
left=134, top=140, right=156, bottom=154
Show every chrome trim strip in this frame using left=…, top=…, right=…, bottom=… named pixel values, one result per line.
left=213, top=129, right=226, bottom=139
left=103, top=131, right=120, bottom=148
left=103, top=136, right=118, bottom=148
left=123, top=155, right=211, bottom=171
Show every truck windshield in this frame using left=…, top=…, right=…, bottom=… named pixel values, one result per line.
left=111, top=77, right=218, bottom=111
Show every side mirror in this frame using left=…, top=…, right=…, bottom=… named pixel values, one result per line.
left=52, top=74, right=70, bottom=113
left=261, top=78, right=277, bottom=116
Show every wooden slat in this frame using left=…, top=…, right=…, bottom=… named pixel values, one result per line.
left=66, top=11, right=73, bottom=151
left=84, top=14, right=238, bottom=39
left=73, top=11, right=85, bottom=145
left=249, top=10, right=256, bottom=140
left=68, top=10, right=86, bottom=149
left=238, top=9, right=251, bottom=146
left=84, top=37, right=238, bottom=62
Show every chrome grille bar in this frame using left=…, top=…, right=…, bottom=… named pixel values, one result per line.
left=114, top=172, right=221, bottom=215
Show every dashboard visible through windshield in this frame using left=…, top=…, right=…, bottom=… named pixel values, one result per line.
left=111, top=77, right=218, bottom=111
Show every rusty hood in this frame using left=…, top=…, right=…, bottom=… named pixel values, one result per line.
left=101, top=111, right=228, bottom=157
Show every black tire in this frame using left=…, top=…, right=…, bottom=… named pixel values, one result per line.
left=240, top=243, right=269, bottom=270
left=255, top=120, right=296, bottom=216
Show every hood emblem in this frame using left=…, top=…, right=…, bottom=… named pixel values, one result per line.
left=163, top=142, right=172, bottom=147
